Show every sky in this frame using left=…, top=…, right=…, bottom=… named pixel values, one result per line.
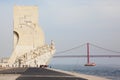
left=0, top=0, right=120, bottom=65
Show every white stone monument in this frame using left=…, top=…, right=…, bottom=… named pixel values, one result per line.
left=5, top=6, right=55, bottom=67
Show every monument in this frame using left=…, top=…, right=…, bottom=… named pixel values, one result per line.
left=0, top=6, right=55, bottom=67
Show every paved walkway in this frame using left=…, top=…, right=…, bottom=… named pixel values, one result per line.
left=0, top=68, right=87, bottom=80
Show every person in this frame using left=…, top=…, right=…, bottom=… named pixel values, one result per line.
left=51, top=40, right=55, bottom=49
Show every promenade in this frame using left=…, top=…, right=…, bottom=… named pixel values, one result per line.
left=0, top=67, right=87, bottom=80
left=0, top=67, right=110, bottom=80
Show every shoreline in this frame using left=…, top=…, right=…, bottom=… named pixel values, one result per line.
left=48, top=68, right=110, bottom=80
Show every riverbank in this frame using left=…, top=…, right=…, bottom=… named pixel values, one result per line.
left=48, top=68, right=110, bottom=80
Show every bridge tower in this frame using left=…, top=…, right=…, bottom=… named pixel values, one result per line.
left=85, top=43, right=96, bottom=66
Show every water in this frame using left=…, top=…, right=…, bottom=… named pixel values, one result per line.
left=49, top=64, right=120, bottom=80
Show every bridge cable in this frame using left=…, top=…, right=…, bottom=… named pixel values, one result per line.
left=56, top=43, right=86, bottom=54
left=90, top=43, right=120, bottom=54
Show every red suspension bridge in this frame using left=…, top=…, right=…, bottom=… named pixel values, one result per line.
left=53, top=43, right=120, bottom=66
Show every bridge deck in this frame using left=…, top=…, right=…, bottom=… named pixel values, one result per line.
left=0, top=67, right=87, bottom=80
